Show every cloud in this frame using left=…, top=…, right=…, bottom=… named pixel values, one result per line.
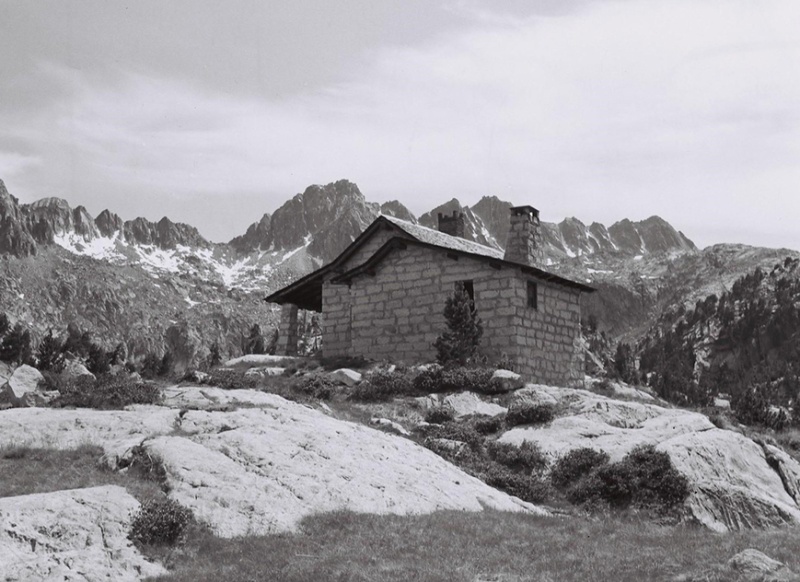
left=1, top=0, right=799, bottom=248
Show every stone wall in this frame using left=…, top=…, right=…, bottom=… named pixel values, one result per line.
left=322, top=243, right=585, bottom=387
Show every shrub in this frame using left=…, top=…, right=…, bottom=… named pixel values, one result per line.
left=442, top=367, right=496, bottom=394
left=140, top=352, right=162, bottom=379
left=482, top=464, right=551, bottom=504
left=550, top=448, right=610, bottom=490
left=412, top=366, right=498, bottom=395
left=425, top=420, right=485, bottom=451
left=350, top=370, right=414, bottom=402
left=54, top=375, right=161, bottom=409
left=487, top=441, right=548, bottom=475
left=413, top=366, right=444, bottom=394
left=297, top=375, right=336, bottom=400
left=129, top=498, right=193, bottom=546
left=206, top=368, right=259, bottom=390
left=566, top=445, right=689, bottom=513
left=473, top=416, right=505, bottom=435
left=425, top=406, right=455, bottom=424
left=505, top=403, right=556, bottom=427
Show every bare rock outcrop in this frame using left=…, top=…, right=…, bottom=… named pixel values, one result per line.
left=0, top=486, right=165, bottom=581
left=499, top=385, right=800, bottom=532
left=133, top=400, right=544, bottom=537
left=0, top=388, right=546, bottom=541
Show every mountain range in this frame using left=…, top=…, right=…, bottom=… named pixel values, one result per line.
left=0, top=177, right=795, bottom=369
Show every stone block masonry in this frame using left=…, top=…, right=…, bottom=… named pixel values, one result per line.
left=321, top=244, right=585, bottom=387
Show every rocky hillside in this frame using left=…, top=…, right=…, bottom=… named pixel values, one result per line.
left=634, top=256, right=800, bottom=409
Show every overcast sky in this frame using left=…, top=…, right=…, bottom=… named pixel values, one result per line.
left=1, top=0, right=799, bottom=250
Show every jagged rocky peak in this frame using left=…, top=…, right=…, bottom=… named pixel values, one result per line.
left=471, top=196, right=513, bottom=244
left=24, top=197, right=99, bottom=242
left=0, top=180, right=38, bottom=257
left=270, top=179, right=379, bottom=256
left=379, top=200, right=416, bottom=223
left=229, top=212, right=272, bottom=253
left=419, top=198, right=503, bottom=249
left=608, top=216, right=696, bottom=256
left=95, top=209, right=125, bottom=238
left=121, top=216, right=209, bottom=250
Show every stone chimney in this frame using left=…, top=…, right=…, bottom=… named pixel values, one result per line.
left=438, top=210, right=466, bottom=238
left=503, top=205, right=542, bottom=266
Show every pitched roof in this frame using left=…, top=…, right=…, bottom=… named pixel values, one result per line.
left=265, top=214, right=593, bottom=310
left=381, top=215, right=505, bottom=260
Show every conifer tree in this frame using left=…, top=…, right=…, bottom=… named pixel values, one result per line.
left=206, top=341, right=222, bottom=369
left=36, top=329, right=65, bottom=372
left=0, top=323, right=32, bottom=365
left=433, top=282, right=483, bottom=365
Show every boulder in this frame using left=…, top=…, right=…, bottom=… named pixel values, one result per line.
left=185, top=369, right=210, bottom=383
left=0, top=365, right=46, bottom=407
left=713, top=397, right=731, bottom=409
left=443, top=392, right=506, bottom=418
left=491, top=369, right=524, bottom=392
left=0, top=486, right=166, bottom=581
left=61, top=359, right=95, bottom=382
left=330, top=368, right=362, bottom=386
left=728, top=549, right=800, bottom=581
left=510, top=385, right=558, bottom=408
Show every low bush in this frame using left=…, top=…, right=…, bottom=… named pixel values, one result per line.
left=487, top=441, right=548, bottom=475
left=54, top=375, right=161, bottom=409
left=550, top=448, right=610, bottom=490
left=206, top=368, right=260, bottom=390
left=424, top=406, right=456, bottom=424
left=350, top=369, right=415, bottom=402
left=482, top=464, right=551, bottom=504
left=130, top=498, right=193, bottom=547
left=472, top=415, right=505, bottom=435
left=413, top=366, right=445, bottom=394
left=296, top=375, right=337, bottom=400
left=412, top=366, right=501, bottom=395
left=424, top=420, right=485, bottom=451
left=566, top=445, right=689, bottom=513
left=505, top=403, right=556, bottom=427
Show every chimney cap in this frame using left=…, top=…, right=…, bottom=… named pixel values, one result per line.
left=509, top=205, right=539, bottom=217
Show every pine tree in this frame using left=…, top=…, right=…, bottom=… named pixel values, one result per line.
left=206, top=342, right=222, bottom=369
left=433, top=282, right=483, bottom=365
left=0, top=323, right=32, bottom=365
left=0, top=312, right=9, bottom=337
left=245, top=324, right=266, bottom=355
left=87, top=343, right=111, bottom=375
left=36, top=329, right=65, bottom=372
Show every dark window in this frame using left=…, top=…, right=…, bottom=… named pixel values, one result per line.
left=527, top=281, right=538, bottom=309
left=456, top=280, right=475, bottom=308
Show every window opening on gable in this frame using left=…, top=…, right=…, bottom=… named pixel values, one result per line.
left=456, top=280, right=475, bottom=310
left=527, top=281, right=538, bottom=310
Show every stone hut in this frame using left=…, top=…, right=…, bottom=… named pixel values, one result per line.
left=265, top=206, right=594, bottom=387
